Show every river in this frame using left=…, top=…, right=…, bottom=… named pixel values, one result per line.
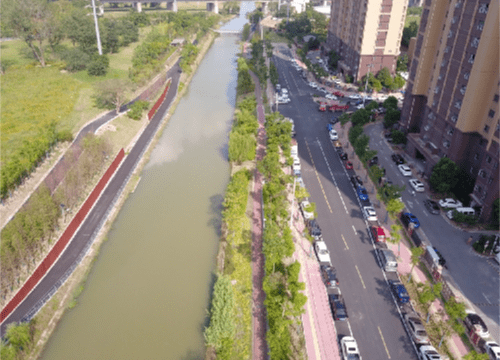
left=41, top=4, right=254, bottom=359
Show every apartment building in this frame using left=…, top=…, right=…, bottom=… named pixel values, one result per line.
left=325, top=0, right=407, bottom=81
left=401, top=0, right=499, bottom=222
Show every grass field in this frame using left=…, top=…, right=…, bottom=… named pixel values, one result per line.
left=0, top=25, right=152, bottom=164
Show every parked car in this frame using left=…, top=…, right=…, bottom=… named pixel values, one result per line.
left=329, top=130, right=339, bottom=141
left=391, top=153, right=405, bottom=164
left=398, top=164, right=412, bottom=176
left=340, top=336, right=361, bottom=360
left=300, top=200, right=314, bottom=220
left=339, top=151, right=348, bottom=160
left=483, top=341, right=500, bottom=360
left=314, top=241, right=332, bottom=264
left=356, top=104, right=365, bottom=109
left=276, top=84, right=281, bottom=91
left=418, top=345, right=442, bottom=360
left=357, top=186, right=369, bottom=201
left=296, top=176, right=305, bottom=188
left=306, top=219, right=322, bottom=239
left=330, top=116, right=339, bottom=125
left=464, top=312, right=490, bottom=338
left=371, top=226, right=386, bottom=242
left=368, top=156, right=379, bottom=167
left=345, top=161, right=353, bottom=170
left=309, top=82, right=318, bottom=88
left=409, top=179, right=425, bottom=192
left=421, top=199, right=439, bottom=215
left=282, top=88, right=288, bottom=95
left=363, top=206, right=378, bottom=221
left=329, top=293, right=348, bottom=321
left=351, top=175, right=363, bottom=187
left=320, top=264, right=339, bottom=288
left=326, top=94, right=337, bottom=100
left=389, top=280, right=410, bottom=303
left=404, top=312, right=429, bottom=344
left=433, top=247, right=447, bottom=268
left=438, top=198, right=463, bottom=208
left=402, top=212, right=420, bottom=228
left=334, top=140, right=343, bottom=150
left=349, top=94, right=362, bottom=100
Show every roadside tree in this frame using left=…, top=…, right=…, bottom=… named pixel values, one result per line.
left=383, top=96, right=398, bottom=110
left=386, top=198, right=405, bottom=219
left=93, top=79, right=131, bottom=113
left=429, top=157, right=460, bottom=194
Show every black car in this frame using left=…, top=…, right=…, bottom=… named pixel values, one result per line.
left=464, top=313, right=489, bottom=338
left=330, top=116, right=339, bottom=125
left=328, top=293, right=348, bottom=321
left=350, top=175, right=363, bottom=187
left=423, top=199, right=440, bottom=215
left=339, top=151, right=348, bottom=160
left=433, top=247, right=447, bottom=268
left=391, top=153, right=405, bottom=164
left=368, top=156, right=379, bottom=167
left=320, top=264, right=339, bottom=288
left=306, top=219, right=322, bottom=239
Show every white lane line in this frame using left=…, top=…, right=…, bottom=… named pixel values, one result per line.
left=317, top=138, right=349, bottom=214
left=483, top=292, right=492, bottom=304
left=352, top=225, right=357, bottom=234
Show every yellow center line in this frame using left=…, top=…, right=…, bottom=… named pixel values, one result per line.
left=341, top=234, right=349, bottom=250
left=378, top=326, right=391, bottom=359
left=355, top=265, right=366, bottom=290
left=305, top=140, right=333, bottom=213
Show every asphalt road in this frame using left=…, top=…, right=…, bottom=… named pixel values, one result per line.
left=364, top=122, right=500, bottom=341
left=0, top=60, right=182, bottom=337
left=273, top=43, right=418, bottom=360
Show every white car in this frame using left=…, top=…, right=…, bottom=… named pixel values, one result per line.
left=409, top=179, right=425, bottom=192
left=363, top=206, right=378, bottom=222
left=292, top=161, right=301, bottom=174
left=398, top=164, right=412, bottom=177
left=300, top=200, right=314, bottom=219
left=341, top=336, right=361, bottom=360
left=277, top=97, right=290, bottom=104
left=314, top=241, right=331, bottom=264
left=309, top=82, right=318, bottom=88
left=282, top=88, right=288, bottom=95
left=356, top=104, right=365, bottom=110
left=349, top=94, right=362, bottom=100
left=364, top=95, right=373, bottom=101
left=418, top=345, right=441, bottom=360
left=334, top=79, right=342, bottom=84
left=438, top=198, right=463, bottom=208
left=484, top=341, right=500, bottom=360
left=329, top=130, right=339, bottom=141
left=296, top=176, right=305, bottom=188
left=276, top=84, right=281, bottom=91
left=325, top=94, right=337, bottom=100
left=379, top=94, right=389, bottom=101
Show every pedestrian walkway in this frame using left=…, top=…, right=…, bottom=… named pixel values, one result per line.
left=249, top=71, right=268, bottom=360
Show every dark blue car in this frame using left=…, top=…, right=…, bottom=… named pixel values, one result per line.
left=327, top=123, right=334, bottom=132
left=356, top=186, right=368, bottom=202
left=402, top=212, right=420, bottom=228
left=389, top=280, right=410, bottom=303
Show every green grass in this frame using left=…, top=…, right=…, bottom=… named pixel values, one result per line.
left=264, top=29, right=288, bottom=43
left=405, top=15, right=421, bottom=27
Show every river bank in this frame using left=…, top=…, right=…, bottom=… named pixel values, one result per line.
left=21, top=28, right=221, bottom=360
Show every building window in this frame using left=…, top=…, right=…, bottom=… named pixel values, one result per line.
left=479, top=169, right=487, bottom=178
left=470, top=166, right=474, bottom=174
left=423, top=134, right=429, bottom=141
left=432, top=100, right=437, bottom=107
left=451, top=114, right=458, bottom=123
left=484, top=125, right=490, bottom=133
left=471, top=38, right=480, bottom=48
left=488, top=177, right=493, bottom=185
left=451, top=16, right=457, bottom=24
left=464, top=72, right=470, bottom=80
left=444, top=46, right=450, bottom=54
left=460, top=85, right=467, bottom=95
left=443, top=140, right=450, bottom=149
left=474, top=153, right=479, bottom=160
left=489, top=109, right=495, bottom=118
left=448, top=30, right=453, bottom=38
left=454, top=100, right=462, bottom=109
left=494, top=162, right=499, bottom=169
left=434, top=87, right=440, bottom=94
left=494, top=94, right=499, bottom=102
left=447, top=128, right=454, bottom=136
left=441, top=60, right=447, bottom=67
left=455, top=1, right=461, bottom=8
left=424, top=125, right=430, bottom=131
left=428, top=112, right=435, bottom=119
left=486, top=155, right=492, bottom=164
left=478, top=3, right=489, bottom=14
left=468, top=54, right=475, bottom=64
left=474, top=185, right=482, bottom=193
left=477, top=20, right=485, bottom=31
left=438, top=73, right=443, bottom=80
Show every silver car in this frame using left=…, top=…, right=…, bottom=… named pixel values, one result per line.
left=404, top=313, right=429, bottom=344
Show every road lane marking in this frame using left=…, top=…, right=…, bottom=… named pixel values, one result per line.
left=407, top=201, right=413, bottom=208
left=352, top=225, right=357, bottom=234
left=378, top=326, right=391, bottom=358
left=305, top=140, right=333, bottom=213
left=316, top=139, right=349, bottom=214
left=355, top=265, right=366, bottom=289
left=482, top=292, right=492, bottom=304
left=341, top=234, right=349, bottom=250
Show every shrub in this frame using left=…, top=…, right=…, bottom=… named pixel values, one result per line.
left=127, top=100, right=149, bottom=120
left=451, top=210, right=478, bottom=226
left=391, top=129, right=407, bottom=144
left=61, top=48, right=90, bottom=72
left=87, top=54, right=109, bottom=76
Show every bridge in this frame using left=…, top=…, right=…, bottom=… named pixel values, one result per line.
left=211, top=28, right=243, bottom=34
left=99, top=0, right=272, bottom=14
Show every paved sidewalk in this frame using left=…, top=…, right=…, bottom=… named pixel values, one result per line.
left=249, top=71, right=268, bottom=360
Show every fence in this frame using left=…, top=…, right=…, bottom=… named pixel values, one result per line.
left=148, top=79, right=172, bottom=120
left=1, top=149, right=125, bottom=323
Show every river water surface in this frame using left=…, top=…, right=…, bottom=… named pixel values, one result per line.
left=41, top=5, right=254, bottom=359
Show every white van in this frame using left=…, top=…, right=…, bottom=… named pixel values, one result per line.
left=378, top=249, right=398, bottom=272
left=447, top=207, right=475, bottom=219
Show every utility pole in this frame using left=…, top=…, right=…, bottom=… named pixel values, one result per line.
left=91, top=0, right=103, bottom=55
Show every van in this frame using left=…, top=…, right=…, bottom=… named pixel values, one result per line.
left=446, top=207, right=475, bottom=219
left=378, top=249, right=397, bottom=272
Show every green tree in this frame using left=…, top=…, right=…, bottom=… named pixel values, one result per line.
left=87, top=54, right=110, bottom=76
left=393, top=75, right=406, bottom=89
left=351, top=109, right=371, bottom=127
left=418, top=282, right=442, bottom=308
left=383, top=109, right=401, bottom=129
left=391, top=129, right=407, bottom=144
left=463, top=351, right=489, bottom=360
left=269, top=61, right=279, bottom=86
left=408, top=246, right=424, bottom=281
left=383, top=96, right=399, bottom=110
left=377, top=67, right=393, bottom=89
left=93, top=78, right=130, bottom=112
left=402, top=20, right=419, bottom=47
left=204, top=275, right=235, bottom=355
left=388, top=224, right=402, bottom=255
left=328, top=50, right=340, bottom=70
left=396, top=54, right=409, bottom=72
left=386, top=198, right=405, bottom=219
left=242, top=23, right=250, bottom=41
left=430, top=157, right=460, bottom=194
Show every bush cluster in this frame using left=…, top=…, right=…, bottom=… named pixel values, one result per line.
left=127, top=100, right=150, bottom=120
left=228, top=97, right=258, bottom=164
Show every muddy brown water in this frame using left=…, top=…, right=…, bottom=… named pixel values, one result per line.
left=41, top=4, right=254, bottom=359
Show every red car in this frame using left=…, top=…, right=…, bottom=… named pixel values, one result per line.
left=333, top=91, right=344, bottom=97
left=319, top=103, right=327, bottom=112
left=345, top=161, right=353, bottom=169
